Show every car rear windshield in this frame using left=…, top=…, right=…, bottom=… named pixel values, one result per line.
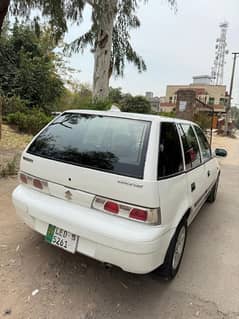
left=27, top=113, right=151, bottom=178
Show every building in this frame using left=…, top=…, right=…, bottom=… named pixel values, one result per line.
left=159, top=102, right=176, bottom=113
left=145, top=92, right=160, bottom=112
left=164, top=75, right=228, bottom=113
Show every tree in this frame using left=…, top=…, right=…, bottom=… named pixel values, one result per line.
left=0, top=0, right=10, bottom=34
left=0, top=22, right=64, bottom=113
left=120, top=95, right=151, bottom=113
left=7, top=0, right=176, bottom=101
left=231, top=106, right=239, bottom=128
left=109, top=87, right=122, bottom=104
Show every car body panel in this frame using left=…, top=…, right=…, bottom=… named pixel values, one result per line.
left=12, top=110, right=221, bottom=274
left=12, top=185, right=174, bottom=273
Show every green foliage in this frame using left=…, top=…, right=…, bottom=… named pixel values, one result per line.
left=231, top=107, right=239, bottom=128
left=10, top=1, right=178, bottom=79
left=63, top=0, right=147, bottom=77
left=109, top=87, right=122, bottom=104
left=0, top=22, right=64, bottom=112
left=56, top=83, right=112, bottom=111
left=8, top=0, right=177, bottom=101
left=158, top=111, right=176, bottom=118
left=120, top=95, right=151, bottom=114
left=2, top=95, right=27, bottom=117
left=193, top=112, right=212, bottom=130
left=6, top=109, right=52, bottom=135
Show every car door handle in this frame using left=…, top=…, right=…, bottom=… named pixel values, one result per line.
left=207, top=170, right=210, bottom=177
left=191, top=182, right=196, bottom=192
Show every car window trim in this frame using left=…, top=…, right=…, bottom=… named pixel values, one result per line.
left=178, top=123, right=203, bottom=170
left=192, top=124, right=212, bottom=163
left=158, top=170, right=186, bottom=181
left=176, top=123, right=186, bottom=171
left=157, top=122, right=184, bottom=180
left=157, top=122, right=216, bottom=181
left=158, top=155, right=215, bottom=180
left=190, top=124, right=203, bottom=164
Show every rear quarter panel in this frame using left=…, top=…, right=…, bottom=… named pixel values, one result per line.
left=158, top=174, right=190, bottom=228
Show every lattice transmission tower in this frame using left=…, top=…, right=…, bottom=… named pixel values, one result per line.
left=211, top=22, right=229, bottom=85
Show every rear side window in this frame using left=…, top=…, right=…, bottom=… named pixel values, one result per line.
left=178, top=124, right=201, bottom=169
left=158, top=122, right=184, bottom=178
left=27, top=113, right=151, bottom=179
left=194, top=125, right=211, bottom=162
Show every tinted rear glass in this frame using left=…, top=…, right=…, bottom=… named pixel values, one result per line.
left=27, top=113, right=151, bottom=178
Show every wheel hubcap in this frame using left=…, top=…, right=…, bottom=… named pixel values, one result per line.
left=172, top=226, right=186, bottom=270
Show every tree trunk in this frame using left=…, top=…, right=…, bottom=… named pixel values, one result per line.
left=0, top=0, right=10, bottom=140
left=92, top=0, right=117, bottom=101
left=0, top=96, right=2, bottom=140
left=0, top=0, right=10, bottom=34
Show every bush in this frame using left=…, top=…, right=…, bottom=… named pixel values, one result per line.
left=56, top=88, right=112, bottom=112
left=193, top=112, right=212, bottom=130
left=2, top=95, right=27, bottom=117
left=120, top=96, right=151, bottom=114
left=6, top=109, right=52, bottom=135
left=86, top=100, right=112, bottom=111
left=158, top=111, right=176, bottom=118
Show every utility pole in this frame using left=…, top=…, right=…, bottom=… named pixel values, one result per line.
left=225, top=52, right=239, bottom=135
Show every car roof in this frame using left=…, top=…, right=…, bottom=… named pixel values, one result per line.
left=63, top=109, right=196, bottom=126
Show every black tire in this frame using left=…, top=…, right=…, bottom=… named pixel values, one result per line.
left=207, top=176, right=219, bottom=203
left=156, top=220, right=187, bottom=280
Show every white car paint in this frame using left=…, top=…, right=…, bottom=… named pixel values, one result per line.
left=12, top=110, right=220, bottom=274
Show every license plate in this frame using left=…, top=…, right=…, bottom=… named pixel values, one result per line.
left=45, top=224, right=78, bottom=253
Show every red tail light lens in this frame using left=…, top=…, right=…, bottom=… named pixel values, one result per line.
left=20, top=173, right=27, bottom=184
left=19, top=172, right=49, bottom=194
left=33, top=179, right=43, bottom=189
left=129, top=208, right=148, bottom=221
left=104, top=201, right=119, bottom=214
left=92, top=196, right=161, bottom=225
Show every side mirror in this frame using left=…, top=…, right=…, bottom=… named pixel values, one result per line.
left=215, top=148, right=227, bottom=157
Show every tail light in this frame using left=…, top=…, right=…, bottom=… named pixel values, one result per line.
left=33, top=179, right=43, bottom=189
left=104, top=201, right=119, bottom=214
left=92, top=196, right=161, bottom=225
left=129, top=208, right=148, bottom=222
left=20, top=173, right=27, bottom=184
left=19, top=172, right=49, bottom=194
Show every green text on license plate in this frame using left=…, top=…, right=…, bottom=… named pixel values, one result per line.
left=45, top=224, right=78, bottom=253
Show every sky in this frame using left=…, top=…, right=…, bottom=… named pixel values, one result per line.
left=64, top=0, right=239, bottom=105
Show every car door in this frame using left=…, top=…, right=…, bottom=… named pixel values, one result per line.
left=193, top=125, right=218, bottom=192
left=177, top=123, right=206, bottom=224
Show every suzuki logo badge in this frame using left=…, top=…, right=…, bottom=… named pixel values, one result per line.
left=65, top=190, right=72, bottom=200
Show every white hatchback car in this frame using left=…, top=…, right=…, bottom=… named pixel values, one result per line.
left=12, top=110, right=226, bottom=279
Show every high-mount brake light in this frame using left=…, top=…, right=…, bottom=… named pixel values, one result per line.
left=92, top=196, right=161, bottom=225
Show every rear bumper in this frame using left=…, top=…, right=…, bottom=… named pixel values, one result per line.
left=12, top=185, right=174, bottom=274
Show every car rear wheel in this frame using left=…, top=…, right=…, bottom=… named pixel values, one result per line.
left=207, top=176, right=219, bottom=203
left=156, top=220, right=187, bottom=280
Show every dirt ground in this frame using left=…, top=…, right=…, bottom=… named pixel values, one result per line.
left=1, top=134, right=239, bottom=319
left=0, top=124, right=32, bottom=173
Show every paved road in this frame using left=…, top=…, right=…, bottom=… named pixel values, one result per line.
left=1, top=137, right=239, bottom=319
